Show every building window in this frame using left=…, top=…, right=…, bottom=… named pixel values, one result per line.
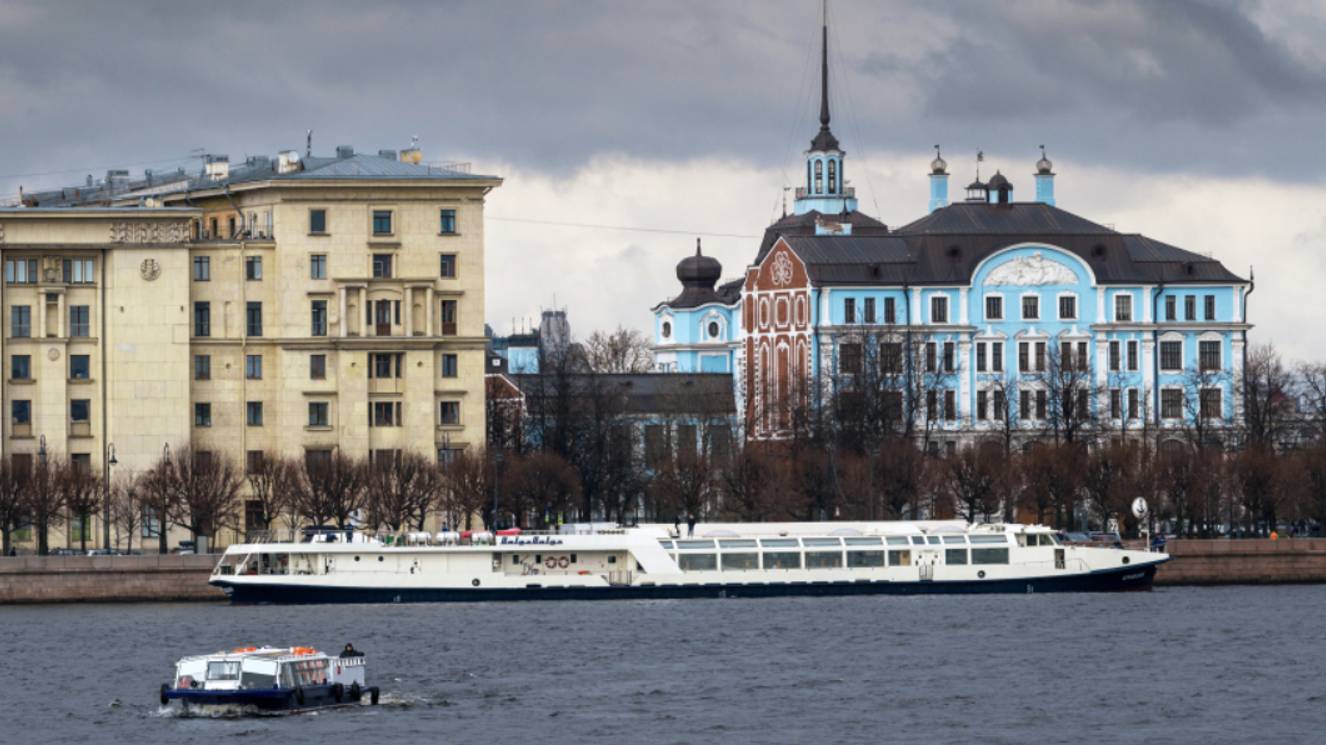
left=881, top=342, right=903, bottom=374
left=814, top=160, right=823, bottom=193
left=840, top=343, right=862, bottom=375
left=993, top=390, right=1006, bottom=421
left=976, top=390, right=988, bottom=420
left=245, top=256, right=263, bottom=280
left=1115, top=294, right=1132, bottom=322
left=311, top=300, right=328, bottom=337
left=308, top=402, right=330, bottom=427
left=1160, top=340, right=1182, bottom=371
left=1035, top=342, right=1046, bottom=372
left=372, top=210, right=393, bottom=236
left=943, top=342, right=956, bottom=372
left=707, top=321, right=721, bottom=338
left=1200, top=388, right=1222, bottom=419
left=309, top=208, right=327, bottom=234
left=1199, top=340, right=1221, bottom=371
left=194, top=403, right=212, bottom=427
left=245, top=354, right=262, bottom=380
left=661, top=321, right=672, bottom=339
left=1022, top=295, right=1039, bottom=320
left=5, top=258, right=38, bottom=284
left=863, top=298, right=876, bottom=324
left=69, top=354, right=89, bottom=380
left=1018, top=342, right=1029, bottom=372
left=439, top=401, right=461, bottom=426
left=440, top=209, right=457, bottom=234
left=883, top=297, right=897, bottom=324
left=370, top=401, right=402, bottom=427
left=438, top=447, right=464, bottom=465
left=1161, top=389, right=1182, bottom=419
left=985, top=296, right=1003, bottom=320
left=1036, top=390, right=1047, bottom=420
left=1059, top=295, right=1077, bottom=320
left=1019, top=390, right=1031, bottom=421
left=944, top=390, right=956, bottom=420
left=926, top=389, right=938, bottom=420
left=441, top=300, right=458, bottom=335
left=925, top=342, right=937, bottom=373
left=194, top=302, right=210, bottom=337
left=1076, top=341, right=1088, bottom=371
left=310, top=354, right=326, bottom=380
left=1204, top=295, right=1216, bottom=321
left=192, top=256, right=210, bottom=281
left=827, top=159, right=837, bottom=192
left=976, top=343, right=987, bottom=372
left=844, top=298, right=856, bottom=324
left=440, top=254, right=457, bottom=278
left=227, top=216, right=236, bottom=239
left=68, top=305, right=90, bottom=337
left=369, top=352, right=403, bottom=379
left=70, top=399, right=91, bottom=424
left=1165, top=295, right=1176, bottom=321
left=372, top=253, right=393, bottom=278
left=12, top=400, right=31, bottom=426
left=194, top=354, right=210, bottom=381
left=62, top=258, right=94, bottom=284
left=931, top=296, right=949, bottom=324
left=991, top=341, right=1003, bottom=372
left=246, top=302, right=263, bottom=337
left=310, top=254, right=327, bottom=280
left=1127, top=340, right=1138, bottom=371
left=1128, top=388, right=1140, bottom=420
left=1184, top=295, right=1196, bottom=321
left=11, top=355, right=30, bottom=380
left=1110, top=389, right=1122, bottom=419
left=1109, top=341, right=1120, bottom=371
left=441, top=353, right=459, bottom=378
left=246, top=401, right=264, bottom=427
left=1060, top=341, right=1074, bottom=371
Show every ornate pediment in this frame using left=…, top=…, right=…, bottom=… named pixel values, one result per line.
left=985, top=251, right=1077, bottom=286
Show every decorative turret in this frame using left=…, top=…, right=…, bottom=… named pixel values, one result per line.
left=987, top=171, right=1013, bottom=204
left=928, top=145, right=949, bottom=213
left=677, top=237, right=722, bottom=289
left=1034, top=145, right=1056, bottom=206
left=793, top=6, right=858, bottom=217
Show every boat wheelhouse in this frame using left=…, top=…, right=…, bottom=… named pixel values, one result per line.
left=209, top=521, right=1167, bottom=604
left=160, top=646, right=379, bottom=713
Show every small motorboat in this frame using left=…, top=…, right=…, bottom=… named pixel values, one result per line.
left=160, top=645, right=380, bottom=714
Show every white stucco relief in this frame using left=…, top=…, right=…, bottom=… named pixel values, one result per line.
left=985, top=251, right=1077, bottom=286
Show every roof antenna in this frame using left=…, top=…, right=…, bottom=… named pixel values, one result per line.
left=696, top=237, right=703, bottom=256
left=306, top=129, right=313, bottom=158
left=975, top=150, right=984, bottom=181
left=782, top=186, right=790, bottom=218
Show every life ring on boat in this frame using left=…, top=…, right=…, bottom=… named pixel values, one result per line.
left=471, top=578, right=480, bottom=587
left=331, top=683, right=344, bottom=703
left=159, top=683, right=169, bottom=706
left=294, top=686, right=306, bottom=706
left=557, top=556, right=569, bottom=569
left=544, top=557, right=557, bottom=569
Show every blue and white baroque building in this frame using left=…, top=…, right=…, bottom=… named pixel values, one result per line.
left=652, top=18, right=1250, bottom=447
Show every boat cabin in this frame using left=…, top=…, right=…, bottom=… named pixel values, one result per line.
left=172, top=648, right=364, bottom=692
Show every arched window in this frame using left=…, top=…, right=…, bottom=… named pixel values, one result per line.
left=827, top=159, right=837, bottom=193
left=707, top=321, right=720, bottom=338
left=814, top=160, right=823, bottom=194
left=661, top=321, right=672, bottom=339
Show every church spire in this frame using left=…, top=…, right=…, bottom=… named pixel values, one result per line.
left=810, top=1, right=839, bottom=152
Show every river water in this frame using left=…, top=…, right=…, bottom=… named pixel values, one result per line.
left=2, top=586, right=1323, bottom=744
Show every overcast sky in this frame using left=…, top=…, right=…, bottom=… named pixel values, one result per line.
left=2, top=0, right=1323, bottom=361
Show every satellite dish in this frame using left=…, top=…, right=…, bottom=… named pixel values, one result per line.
left=1131, top=497, right=1149, bottom=519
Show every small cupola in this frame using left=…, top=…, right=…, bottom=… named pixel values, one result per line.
left=928, top=145, right=950, bottom=213
left=1034, top=145, right=1056, bottom=206
left=987, top=171, right=1013, bottom=204
left=677, top=238, right=722, bottom=289
left=965, top=178, right=988, bottom=202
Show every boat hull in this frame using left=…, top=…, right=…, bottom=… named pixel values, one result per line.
left=215, top=560, right=1164, bottom=604
left=163, top=684, right=350, bottom=713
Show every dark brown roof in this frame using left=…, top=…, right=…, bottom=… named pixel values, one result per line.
left=754, top=209, right=889, bottom=265
left=510, top=373, right=735, bottom=416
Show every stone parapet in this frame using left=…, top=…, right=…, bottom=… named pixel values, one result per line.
left=1156, top=538, right=1326, bottom=585
left=0, top=554, right=224, bottom=604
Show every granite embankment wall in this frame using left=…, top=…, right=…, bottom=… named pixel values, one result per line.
left=0, top=554, right=225, bottom=604
left=1, top=540, right=1324, bottom=603
left=1154, top=538, right=1326, bottom=586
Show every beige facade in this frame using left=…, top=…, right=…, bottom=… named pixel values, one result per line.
left=1, top=157, right=499, bottom=552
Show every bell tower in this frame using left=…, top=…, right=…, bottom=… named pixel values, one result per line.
left=793, top=4, right=858, bottom=218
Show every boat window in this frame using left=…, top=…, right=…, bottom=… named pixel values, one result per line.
left=763, top=551, right=801, bottom=569
left=206, top=661, right=240, bottom=681
left=802, top=537, right=843, bottom=547
left=657, top=540, right=674, bottom=549
left=970, top=535, right=1008, bottom=544
left=240, top=660, right=278, bottom=690
left=721, top=553, right=759, bottom=571
left=888, top=549, right=912, bottom=567
left=1044, top=534, right=1059, bottom=546
left=847, top=550, right=885, bottom=567
left=805, top=551, right=843, bottom=568
left=760, top=538, right=800, bottom=548
left=289, top=658, right=330, bottom=686
left=942, top=535, right=967, bottom=544
left=844, top=537, right=882, bottom=546
left=718, top=539, right=757, bottom=549
left=945, top=548, right=969, bottom=565
left=909, top=536, right=926, bottom=545
left=676, top=540, right=715, bottom=550
left=972, top=548, right=1010, bottom=565
left=885, top=537, right=910, bottom=546
left=678, top=553, right=717, bottom=571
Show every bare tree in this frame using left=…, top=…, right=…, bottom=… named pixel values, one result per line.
left=0, top=457, right=28, bottom=556
left=1297, top=362, right=1326, bottom=446
left=137, top=455, right=177, bottom=554
left=506, top=451, right=581, bottom=528
left=109, top=477, right=143, bottom=554
left=1083, top=440, right=1137, bottom=532
left=244, top=451, right=291, bottom=541
left=717, top=444, right=774, bottom=521
left=23, top=454, right=62, bottom=556
left=584, top=326, right=653, bottom=373
left=440, top=449, right=491, bottom=531
left=366, top=451, right=440, bottom=533
left=171, top=448, right=242, bottom=554
left=55, top=458, right=101, bottom=552
left=292, top=450, right=367, bottom=530
left=1241, top=344, right=1295, bottom=451
left=944, top=444, right=1001, bottom=523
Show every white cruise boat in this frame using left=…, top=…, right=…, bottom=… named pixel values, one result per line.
left=209, top=521, right=1167, bottom=603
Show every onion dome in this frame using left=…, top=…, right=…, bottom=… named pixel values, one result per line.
left=930, top=146, right=948, bottom=175
left=677, top=238, right=722, bottom=288
left=1036, top=146, right=1053, bottom=175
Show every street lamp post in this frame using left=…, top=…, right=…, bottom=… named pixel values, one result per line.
left=102, top=443, right=117, bottom=550
left=38, top=436, right=47, bottom=555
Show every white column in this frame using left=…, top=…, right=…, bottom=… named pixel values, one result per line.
left=1095, top=287, right=1106, bottom=324
left=56, top=292, right=65, bottom=338
left=1142, top=339, right=1155, bottom=395
left=1234, top=287, right=1244, bottom=323
left=403, top=287, right=414, bottom=337
left=959, top=288, right=969, bottom=325
left=911, top=288, right=922, bottom=324
left=338, top=286, right=348, bottom=337
left=425, top=287, right=435, bottom=336
left=958, top=338, right=971, bottom=424
left=1141, top=285, right=1154, bottom=323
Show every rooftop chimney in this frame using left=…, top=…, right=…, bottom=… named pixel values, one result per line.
left=204, top=155, right=230, bottom=182
left=277, top=150, right=302, bottom=174
left=335, top=145, right=355, bottom=159
left=399, top=147, right=423, bottom=165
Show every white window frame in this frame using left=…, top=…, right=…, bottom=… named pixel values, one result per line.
left=1020, top=293, right=1040, bottom=321
left=1114, top=292, right=1134, bottom=323
left=1056, top=292, right=1078, bottom=321
left=930, top=295, right=950, bottom=325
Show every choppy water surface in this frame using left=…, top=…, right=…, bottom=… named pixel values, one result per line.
left=3, top=587, right=1324, bottom=744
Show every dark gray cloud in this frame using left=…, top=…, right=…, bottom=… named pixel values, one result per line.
left=3, top=0, right=1324, bottom=195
